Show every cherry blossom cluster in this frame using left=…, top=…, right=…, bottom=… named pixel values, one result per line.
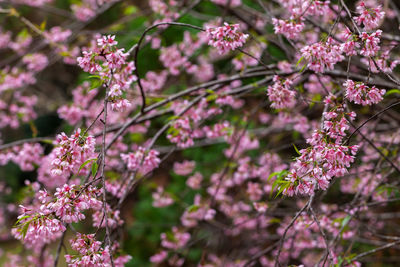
left=50, top=129, right=96, bottom=177
left=344, top=80, right=385, bottom=105
left=65, top=233, right=131, bottom=267
left=283, top=105, right=359, bottom=196
left=180, top=194, right=216, bottom=227
left=206, top=23, right=249, bottom=54
left=362, top=50, right=400, bottom=73
left=71, top=0, right=116, bottom=22
left=167, top=118, right=195, bottom=148
left=0, top=92, right=37, bottom=129
left=359, top=30, right=382, bottom=57
left=120, top=146, right=160, bottom=174
left=13, top=184, right=102, bottom=250
left=276, top=211, right=359, bottom=266
left=267, top=75, right=296, bottom=109
left=149, top=0, right=179, bottom=23
left=22, top=53, right=48, bottom=72
left=47, top=184, right=102, bottom=223
left=272, top=18, right=305, bottom=40
left=0, top=67, right=35, bottom=92
left=300, top=37, right=344, bottom=73
left=173, top=160, right=196, bottom=176
left=12, top=206, right=66, bottom=250
left=211, top=0, right=241, bottom=7
left=57, top=82, right=98, bottom=125
left=277, top=0, right=331, bottom=18
left=160, top=227, right=191, bottom=250
left=2, top=0, right=400, bottom=265
left=354, top=2, right=385, bottom=30
left=152, top=186, right=174, bottom=207
left=92, top=205, right=124, bottom=229
left=166, top=98, right=229, bottom=148
left=158, top=32, right=213, bottom=81
left=77, top=35, right=136, bottom=111
left=0, top=143, right=43, bottom=171
left=336, top=26, right=384, bottom=59
left=232, top=42, right=266, bottom=70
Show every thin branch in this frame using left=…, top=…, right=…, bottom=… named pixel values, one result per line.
left=133, top=22, right=204, bottom=113
left=351, top=240, right=400, bottom=262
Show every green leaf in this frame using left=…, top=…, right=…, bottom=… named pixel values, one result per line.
left=385, top=89, right=400, bottom=96
left=310, top=93, right=321, bottom=109
left=89, top=76, right=103, bottom=90
left=15, top=215, right=30, bottom=225
left=167, top=115, right=179, bottom=121
left=59, top=51, right=70, bottom=57
left=269, top=218, right=281, bottom=224
left=40, top=139, right=55, bottom=145
left=124, top=5, right=138, bottom=15
left=187, top=205, right=199, bottom=213
left=268, top=170, right=288, bottom=181
left=166, top=231, right=176, bottom=241
left=39, top=20, right=46, bottom=31
left=78, top=158, right=97, bottom=174
left=29, top=121, right=38, bottom=138
left=341, top=215, right=351, bottom=229
left=296, top=56, right=304, bottom=67
left=206, top=94, right=218, bottom=101
left=91, top=162, right=98, bottom=177
left=299, top=64, right=307, bottom=72
left=18, top=28, right=29, bottom=38
left=20, top=222, right=30, bottom=239
left=293, top=144, right=301, bottom=155
left=275, top=182, right=289, bottom=199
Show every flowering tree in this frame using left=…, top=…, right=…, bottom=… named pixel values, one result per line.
left=1, top=0, right=400, bottom=266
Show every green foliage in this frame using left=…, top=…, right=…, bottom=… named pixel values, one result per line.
left=269, top=170, right=290, bottom=198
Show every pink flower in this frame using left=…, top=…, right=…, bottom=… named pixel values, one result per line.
left=22, top=53, right=48, bottom=72
left=354, top=2, right=385, bottom=30
left=211, top=0, right=241, bottom=7
left=282, top=108, right=358, bottom=196
left=97, top=35, right=118, bottom=47
left=300, top=37, right=344, bottom=73
left=186, top=172, right=203, bottom=189
left=160, top=227, right=191, bottom=249
left=71, top=4, right=96, bottom=21
left=110, top=98, right=131, bottom=112
left=173, top=160, right=196, bottom=176
left=12, top=143, right=44, bottom=171
left=121, top=147, right=160, bottom=173
left=77, top=35, right=136, bottom=113
left=206, top=23, right=249, bottom=54
left=65, top=233, right=130, bottom=266
left=92, top=205, right=123, bottom=229
left=160, top=44, right=188, bottom=75
left=344, top=80, right=385, bottom=105
left=267, top=76, right=296, bottom=109
left=44, top=27, right=71, bottom=43
left=142, top=70, right=168, bottom=92
left=50, top=129, right=96, bottom=177
left=247, top=182, right=263, bottom=201
left=152, top=187, right=174, bottom=207
left=150, top=251, right=168, bottom=263
left=57, top=105, right=84, bottom=125
left=47, top=184, right=102, bottom=223
left=12, top=206, right=66, bottom=249
left=273, top=18, right=305, bottom=40
left=167, top=118, right=195, bottom=148
left=340, top=28, right=360, bottom=56
left=359, top=30, right=382, bottom=57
